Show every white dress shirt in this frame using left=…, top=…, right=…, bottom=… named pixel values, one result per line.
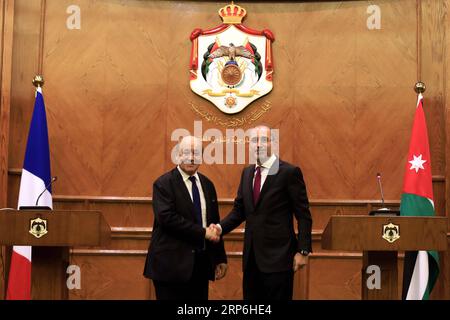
left=216, top=154, right=278, bottom=235
left=177, top=166, right=207, bottom=228
left=253, top=154, right=277, bottom=191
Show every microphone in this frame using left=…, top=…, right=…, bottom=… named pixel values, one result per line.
left=376, top=173, right=385, bottom=208
left=369, top=173, right=400, bottom=216
left=35, top=176, right=57, bottom=206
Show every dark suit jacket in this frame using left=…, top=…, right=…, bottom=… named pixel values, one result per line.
left=143, top=168, right=227, bottom=282
left=221, top=158, right=312, bottom=273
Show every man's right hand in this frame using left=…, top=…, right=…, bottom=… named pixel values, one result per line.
left=205, top=224, right=221, bottom=243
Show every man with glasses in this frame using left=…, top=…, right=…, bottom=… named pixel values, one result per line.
left=143, top=136, right=227, bottom=300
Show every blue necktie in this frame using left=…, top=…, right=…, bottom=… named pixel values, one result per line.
left=188, top=176, right=202, bottom=226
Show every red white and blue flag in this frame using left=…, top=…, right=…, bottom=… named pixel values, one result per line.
left=7, top=87, right=53, bottom=300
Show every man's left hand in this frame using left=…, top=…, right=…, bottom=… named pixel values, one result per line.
left=293, top=252, right=308, bottom=272
left=215, top=263, right=228, bottom=280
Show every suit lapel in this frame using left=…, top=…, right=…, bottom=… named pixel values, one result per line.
left=254, top=158, right=282, bottom=208
left=246, top=165, right=256, bottom=212
left=198, top=174, right=212, bottom=224
left=172, top=168, right=195, bottom=218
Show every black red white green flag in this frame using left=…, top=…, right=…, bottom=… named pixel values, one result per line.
left=400, top=93, right=439, bottom=300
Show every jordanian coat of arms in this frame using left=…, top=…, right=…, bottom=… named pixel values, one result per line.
left=189, top=2, right=275, bottom=114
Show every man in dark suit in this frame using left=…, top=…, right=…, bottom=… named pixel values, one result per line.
left=143, top=136, right=227, bottom=300
left=214, top=126, right=312, bottom=300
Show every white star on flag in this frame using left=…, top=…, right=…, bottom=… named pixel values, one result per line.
left=408, top=154, right=427, bottom=173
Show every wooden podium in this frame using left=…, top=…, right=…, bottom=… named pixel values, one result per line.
left=322, top=215, right=447, bottom=300
left=0, top=210, right=110, bottom=300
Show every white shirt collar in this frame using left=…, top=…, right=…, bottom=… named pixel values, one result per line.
left=257, top=154, right=277, bottom=170
left=177, top=165, right=199, bottom=182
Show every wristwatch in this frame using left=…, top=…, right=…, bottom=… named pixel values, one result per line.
left=300, top=250, right=310, bottom=256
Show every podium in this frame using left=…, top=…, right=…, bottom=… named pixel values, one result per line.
left=0, top=210, right=110, bottom=300
left=322, top=215, right=447, bottom=299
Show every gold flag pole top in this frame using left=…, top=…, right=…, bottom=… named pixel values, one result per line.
left=414, top=81, right=425, bottom=94
left=32, top=75, right=44, bottom=88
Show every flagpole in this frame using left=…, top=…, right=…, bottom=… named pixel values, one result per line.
left=401, top=80, right=440, bottom=300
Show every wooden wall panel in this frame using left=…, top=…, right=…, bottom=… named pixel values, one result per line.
left=0, top=0, right=14, bottom=208
left=66, top=230, right=448, bottom=300
left=43, top=0, right=167, bottom=196
left=87, top=202, right=152, bottom=228
left=422, top=0, right=448, bottom=301
left=421, top=0, right=446, bottom=177
left=12, top=172, right=443, bottom=231
left=6, top=171, right=449, bottom=299
left=433, top=239, right=450, bottom=299
left=7, top=0, right=426, bottom=199
left=66, top=231, right=431, bottom=300
left=308, top=255, right=361, bottom=300
left=66, top=233, right=349, bottom=300
left=208, top=257, right=243, bottom=300
left=443, top=0, right=450, bottom=301
left=0, top=0, right=15, bottom=300
left=69, top=253, right=153, bottom=300
left=8, top=0, right=41, bottom=170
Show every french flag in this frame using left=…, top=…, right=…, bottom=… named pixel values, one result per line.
left=7, top=87, right=53, bottom=300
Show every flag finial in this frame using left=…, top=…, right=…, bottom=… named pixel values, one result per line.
left=414, top=81, right=426, bottom=94
left=32, top=75, right=44, bottom=88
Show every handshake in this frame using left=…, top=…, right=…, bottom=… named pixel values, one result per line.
left=204, top=224, right=222, bottom=243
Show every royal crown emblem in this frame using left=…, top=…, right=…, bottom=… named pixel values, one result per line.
left=219, top=2, right=247, bottom=24
left=189, top=2, right=275, bottom=114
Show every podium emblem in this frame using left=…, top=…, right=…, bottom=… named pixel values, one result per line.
left=29, top=217, right=48, bottom=239
left=382, top=223, right=400, bottom=243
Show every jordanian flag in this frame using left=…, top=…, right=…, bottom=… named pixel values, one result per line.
left=6, top=87, right=53, bottom=300
left=400, top=93, right=439, bottom=300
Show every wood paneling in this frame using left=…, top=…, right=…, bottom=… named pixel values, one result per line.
left=6, top=0, right=428, bottom=199
left=67, top=229, right=355, bottom=300
left=0, top=0, right=14, bottom=300
left=8, top=0, right=41, bottom=171
left=10, top=170, right=447, bottom=229
left=69, top=253, right=153, bottom=300
left=308, top=254, right=361, bottom=300
left=65, top=227, right=449, bottom=300
left=0, top=0, right=14, bottom=208
left=421, top=0, right=446, bottom=177
left=5, top=170, right=450, bottom=299
left=443, top=0, right=450, bottom=301
left=45, top=0, right=167, bottom=196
